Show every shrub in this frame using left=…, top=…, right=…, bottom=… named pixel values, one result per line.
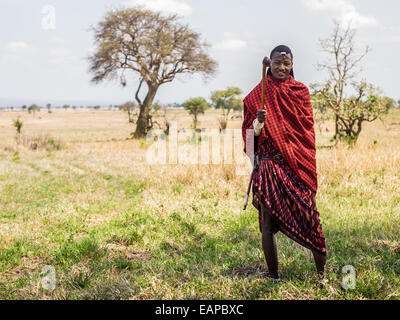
left=20, top=134, right=64, bottom=151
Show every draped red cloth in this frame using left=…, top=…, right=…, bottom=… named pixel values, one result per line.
left=242, top=74, right=318, bottom=193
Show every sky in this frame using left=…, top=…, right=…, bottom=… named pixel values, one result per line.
left=0, top=0, right=399, bottom=107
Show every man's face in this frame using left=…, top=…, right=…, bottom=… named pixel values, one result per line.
left=270, top=52, right=293, bottom=81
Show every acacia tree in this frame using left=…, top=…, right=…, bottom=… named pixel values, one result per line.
left=312, top=21, right=391, bottom=145
left=184, top=97, right=209, bottom=129
left=210, top=87, right=242, bottom=131
left=88, top=7, right=217, bottom=138
left=28, top=104, right=40, bottom=115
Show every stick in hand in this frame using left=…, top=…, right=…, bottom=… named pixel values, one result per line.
left=261, top=56, right=271, bottom=108
left=243, top=56, right=271, bottom=211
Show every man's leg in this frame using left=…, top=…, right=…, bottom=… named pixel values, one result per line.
left=311, top=249, right=326, bottom=275
left=260, top=203, right=279, bottom=279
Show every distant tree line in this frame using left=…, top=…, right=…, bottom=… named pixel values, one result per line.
left=118, top=86, right=244, bottom=137
left=0, top=104, right=130, bottom=111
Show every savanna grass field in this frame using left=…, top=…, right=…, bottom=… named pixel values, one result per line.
left=0, top=107, right=399, bottom=300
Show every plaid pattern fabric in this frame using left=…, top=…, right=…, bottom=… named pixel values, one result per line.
left=242, top=74, right=318, bottom=192
left=252, top=134, right=326, bottom=255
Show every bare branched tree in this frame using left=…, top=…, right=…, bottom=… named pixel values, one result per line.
left=88, top=7, right=217, bottom=138
left=309, top=86, right=334, bottom=134
left=160, top=105, right=176, bottom=135
left=120, top=101, right=138, bottom=123
left=312, top=20, right=390, bottom=145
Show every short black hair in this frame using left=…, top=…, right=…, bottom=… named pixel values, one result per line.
left=270, top=45, right=293, bottom=60
left=267, top=44, right=294, bottom=78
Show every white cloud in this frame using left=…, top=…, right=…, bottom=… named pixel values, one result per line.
left=302, top=0, right=378, bottom=28
left=6, top=41, right=31, bottom=51
left=49, top=48, right=79, bottom=65
left=50, top=36, right=65, bottom=45
left=213, top=39, right=247, bottom=51
left=50, top=49, right=72, bottom=56
left=1, top=41, right=34, bottom=65
left=124, top=0, right=193, bottom=16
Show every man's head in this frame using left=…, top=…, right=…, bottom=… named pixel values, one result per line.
left=268, top=45, right=293, bottom=81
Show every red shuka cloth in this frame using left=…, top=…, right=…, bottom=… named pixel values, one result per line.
left=242, top=74, right=318, bottom=193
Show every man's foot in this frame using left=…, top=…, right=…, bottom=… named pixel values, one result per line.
left=266, top=272, right=282, bottom=283
left=316, top=276, right=329, bottom=289
left=272, top=277, right=282, bottom=283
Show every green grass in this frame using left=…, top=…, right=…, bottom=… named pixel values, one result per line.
left=1, top=172, right=399, bottom=299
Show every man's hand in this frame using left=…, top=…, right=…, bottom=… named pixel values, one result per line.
left=257, top=109, right=267, bottom=123
left=263, top=56, right=271, bottom=68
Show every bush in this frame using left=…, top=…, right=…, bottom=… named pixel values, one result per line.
left=20, top=134, right=64, bottom=151
left=13, top=117, right=23, bottom=134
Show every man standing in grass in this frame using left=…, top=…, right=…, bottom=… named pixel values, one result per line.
left=242, top=45, right=327, bottom=281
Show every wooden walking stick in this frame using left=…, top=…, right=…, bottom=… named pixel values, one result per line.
left=262, top=57, right=268, bottom=108
left=243, top=56, right=270, bottom=210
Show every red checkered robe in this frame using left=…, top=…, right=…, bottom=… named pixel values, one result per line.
left=242, top=74, right=326, bottom=255
left=242, top=74, right=317, bottom=192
